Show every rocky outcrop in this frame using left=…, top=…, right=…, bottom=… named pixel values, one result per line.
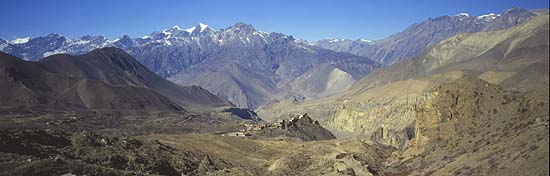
left=328, top=93, right=432, bottom=148
left=411, top=77, right=548, bottom=152
left=382, top=77, right=549, bottom=175
left=244, top=113, right=336, bottom=141
left=258, top=78, right=436, bottom=148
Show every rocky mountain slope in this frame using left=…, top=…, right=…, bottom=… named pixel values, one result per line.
left=259, top=15, right=549, bottom=149
left=124, top=24, right=379, bottom=109
left=0, top=48, right=230, bottom=112
left=37, top=47, right=230, bottom=108
left=0, top=53, right=180, bottom=111
left=313, top=7, right=548, bottom=65
left=1, top=23, right=379, bottom=109
left=382, top=77, right=549, bottom=175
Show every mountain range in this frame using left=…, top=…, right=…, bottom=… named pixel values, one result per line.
left=1, top=23, right=380, bottom=109
left=312, top=7, right=548, bottom=64
left=0, top=7, right=547, bottom=111
left=0, top=5, right=549, bottom=176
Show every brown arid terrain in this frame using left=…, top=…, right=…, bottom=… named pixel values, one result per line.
left=2, top=76, right=547, bottom=175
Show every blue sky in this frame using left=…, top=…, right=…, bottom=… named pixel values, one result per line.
left=1, top=0, right=548, bottom=41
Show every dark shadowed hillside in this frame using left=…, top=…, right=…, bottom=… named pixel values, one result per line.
left=0, top=48, right=231, bottom=111
left=38, top=47, right=231, bottom=108
left=0, top=51, right=182, bottom=111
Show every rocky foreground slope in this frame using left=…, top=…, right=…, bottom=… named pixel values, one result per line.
left=382, top=77, right=549, bottom=175
left=0, top=130, right=229, bottom=176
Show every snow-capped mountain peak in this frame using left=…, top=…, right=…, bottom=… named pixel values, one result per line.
left=477, top=13, right=498, bottom=21
left=451, top=12, right=473, bottom=21
left=182, top=23, right=210, bottom=34
left=161, top=25, right=184, bottom=36
left=11, top=37, right=31, bottom=44
left=455, top=12, right=471, bottom=17
left=227, top=22, right=256, bottom=33
left=198, top=23, right=209, bottom=32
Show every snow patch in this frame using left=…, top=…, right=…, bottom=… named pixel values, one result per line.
left=0, top=43, right=7, bottom=50
left=477, top=13, right=498, bottom=21
left=185, top=26, right=196, bottom=33
left=328, top=38, right=346, bottom=43
left=72, top=40, right=90, bottom=45
left=455, top=13, right=470, bottom=17
left=162, top=30, right=172, bottom=36
left=358, top=39, right=373, bottom=43
left=164, top=40, right=172, bottom=46
left=43, top=50, right=64, bottom=57
left=11, top=37, right=30, bottom=44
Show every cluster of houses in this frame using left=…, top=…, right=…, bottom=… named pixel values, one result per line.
left=222, top=113, right=320, bottom=137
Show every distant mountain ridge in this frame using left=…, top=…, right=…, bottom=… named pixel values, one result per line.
left=312, top=7, right=548, bottom=64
